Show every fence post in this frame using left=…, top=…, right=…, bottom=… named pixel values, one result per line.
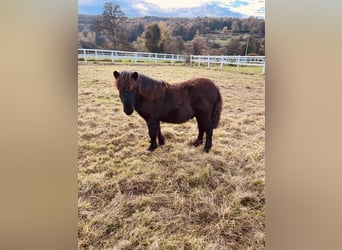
left=207, top=56, right=210, bottom=68
left=172, top=54, right=174, bottom=65
left=190, top=55, right=192, bottom=66
left=111, top=51, right=114, bottom=63
left=198, top=56, right=200, bottom=67
left=155, top=53, right=157, bottom=63
left=95, top=50, right=98, bottom=61
left=135, top=52, right=137, bottom=64
left=237, top=55, right=240, bottom=71
left=220, top=55, right=224, bottom=69
left=262, top=61, right=265, bottom=75
left=83, top=49, right=87, bottom=63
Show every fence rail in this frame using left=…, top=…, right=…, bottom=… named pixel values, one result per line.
left=190, top=55, right=265, bottom=74
left=78, top=49, right=265, bottom=74
left=78, top=49, right=185, bottom=64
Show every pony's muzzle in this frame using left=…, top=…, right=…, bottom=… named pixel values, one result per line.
left=124, top=108, right=134, bottom=115
left=121, top=92, right=136, bottom=116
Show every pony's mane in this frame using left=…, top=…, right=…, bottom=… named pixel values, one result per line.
left=115, top=71, right=136, bottom=92
left=138, top=73, right=168, bottom=101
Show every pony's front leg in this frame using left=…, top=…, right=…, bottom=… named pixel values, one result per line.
left=146, top=120, right=160, bottom=151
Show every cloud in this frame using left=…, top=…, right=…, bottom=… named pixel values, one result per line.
left=142, top=0, right=208, bottom=9
left=78, top=0, right=265, bottom=18
left=229, top=0, right=265, bottom=17
left=141, top=0, right=264, bottom=18
left=78, top=0, right=99, bottom=6
left=134, top=3, right=148, bottom=12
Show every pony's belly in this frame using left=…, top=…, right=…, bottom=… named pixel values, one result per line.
left=161, top=109, right=194, bottom=123
left=161, top=116, right=192, bottom=123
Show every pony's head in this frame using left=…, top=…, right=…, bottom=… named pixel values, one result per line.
left=114, top=70, right=167, bottom=115
left=113, top=71, right=138, bottom=115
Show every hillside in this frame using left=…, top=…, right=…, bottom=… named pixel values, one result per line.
left=78, top=15, right=265, bottom=56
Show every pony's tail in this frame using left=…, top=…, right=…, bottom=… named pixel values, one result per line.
left=212, top=89, right=222, bottom=129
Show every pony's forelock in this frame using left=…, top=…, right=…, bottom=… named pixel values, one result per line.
left=115, top=71, right=137, bottom=92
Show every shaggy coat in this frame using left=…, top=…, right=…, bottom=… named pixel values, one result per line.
left=113, top=70, right=222, bottom=152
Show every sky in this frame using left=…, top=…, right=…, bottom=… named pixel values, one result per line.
left=78, top=0, right=265, bottom=19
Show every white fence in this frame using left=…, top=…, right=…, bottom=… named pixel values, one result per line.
left=190, top=55, right=265, bottom=74
left=78, top=49, right=265, bottom=74
left=78, top=49, right=185, bottom=64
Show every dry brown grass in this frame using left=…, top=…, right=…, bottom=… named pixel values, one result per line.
left=78, top=63, right=265, bottom=249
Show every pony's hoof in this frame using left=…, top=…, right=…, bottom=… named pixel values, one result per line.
left=192, top=140, right=203, bottom=147
left=203, top=147, right=210, bottom=153
left=147, top=145, right=157, bottom=151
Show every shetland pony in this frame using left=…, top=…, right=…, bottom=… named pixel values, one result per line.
left=113, top=71, right=222, bottom=153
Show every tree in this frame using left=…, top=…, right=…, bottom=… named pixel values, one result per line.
left=95, top=35, right=106, bottom=48
left=94, top=2, right=128, bottom=49
left=255, top=38, right=265, bottom=56
left=226, top=38, right=241, bottom=55
left=188, top=35, right=208, bottom=55
left=127, top=23, right=144, bottom=42
left=241, top=21, right=250, bottom=31
left=232, top=20, right=240, bottom=32
left=256, top=22, right=265, bottom=38
left=240, top=36, right=257, bottom=55
left=163, top=35, right=185, bottom=54
left=133, top=36, right=147, bottom=52
left=156, top=22, right=185, bottom=54
left=145, top=23, right=163, bottom=53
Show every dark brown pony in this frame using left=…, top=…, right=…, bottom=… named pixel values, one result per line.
left=113, top=70, right=222, bottom=152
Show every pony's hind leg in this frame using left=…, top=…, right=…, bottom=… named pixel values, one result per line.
left=193, top=116, right=204, bottom=147
left=204, top=127, right=213, bottom=153
left=158, top=128, right=165, bottom=146
left=194, top=113, right=213, bottom=152
left=193, top=130, right=204, bottom=146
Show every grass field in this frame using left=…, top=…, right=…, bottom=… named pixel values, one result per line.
left=203, top=33, right=249, bottom=47
left=78, top=63, right=265, bottom=249
left=78, top=60, right=264, bottom=75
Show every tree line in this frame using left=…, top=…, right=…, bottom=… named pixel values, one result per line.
left=78, top=2, right=265, bottom=56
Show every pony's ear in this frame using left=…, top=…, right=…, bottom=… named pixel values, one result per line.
left=113, top=71, right=120, bottom=79
left=131, top=72, right=138, bottom=81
